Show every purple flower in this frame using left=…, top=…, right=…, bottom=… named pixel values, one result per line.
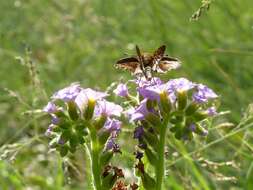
left=137, top=77, right=163, bottom=99
left=113, top=83, right=129, bottom=97
left=140, top=83, right=170, bottom=101
left=138, top=78, right=195, bottom=103
left=129, top=99, right=150, bottom=121
left=104, top=118, right=122, bottom=137
left=51, top=115, right=60, bottom=125
left=189, top=123, right=196, bottom=132
left=134, top=126, right=144, bottom=139
left=193, top=84, right=218, bottom=103
left=43, top=102, right=58, bottom=114
left=58, top=138, right=65, bottom=145
left=94, top=100, right=123, bottom=117
left=45, top=124, right=54, bottom=136
left=202, top=130, right=208, bottom=136
left=165, top=78, right=195, bottom=93
left=52, top=83, right=81, bottom=102
left=75, top=88, right=108, bottom=111
left=189, top=123, right=208, bottom=136
left=207, top=107, right=217, bottom=116
left=124, top=107, right=135, bottom=119
left=105, top=138, right=120, bottom=152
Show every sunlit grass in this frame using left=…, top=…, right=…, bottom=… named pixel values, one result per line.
left=0, top=0, right=253, bottom=189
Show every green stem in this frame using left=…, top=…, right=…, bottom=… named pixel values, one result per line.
left=155, top=118, right=169, bottom=190
left=89, top=129, right=102, bottom=190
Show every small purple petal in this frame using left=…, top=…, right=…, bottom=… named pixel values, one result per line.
left=129, top=99, right=150, bottom=121
left=104, top=118, right=122, bottom=137
left=207, top=107, right=217, bottom=116
left=94, top=100, right=123, bottom=117
left=201, top=130, right=209, bottom=136
left=193, top=84, right=218, bottom=103
left=124, top=107, right=135, bottom=119
left=43, top=102, right=57, bottom=114
left=189, top=123, right=196, bottom=132
left=133, top=126, right=144, bottom=139
left=105, top=138, right=120, bottom=152
left=51, top=115, right=60, bottom=125
left=58, top=137, right=65, bottom=145
left=45, top=124, right=54, bottom=136
left=113, top=83, right=129, bottom=97
left=52, top=83, right=82, bottom=102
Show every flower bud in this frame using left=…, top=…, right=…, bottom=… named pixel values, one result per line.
left=84, top=99, right=96, bottom=120
left=58, top=122, right=70, bottom=130
left=59, top=145, right=69, bottom=157
left=174, top=123, right=184, bottom=139
left=93, top=115, right=107, bottom=130
left=193, top=111, right=208, bottom=122
left=145, top=113, right=162, bottom=127
left=98, top=130, right=111, bottom=146
left=143, top=131, right=158, bottom=150
left=100, top=151, right=113, bottom=166
left=141, top=172, right=156, bottom=190
left=185, top=102, right=199, bottom=116
left=194, top=123, right=208, bottom=136
left=177, top=90, right=187, bottom=110
left=160, top=91, right=171, bottom=115
left=67, top=101, right=79, bottom=120
left=145, top=147, right=157, bottom=166
left=102, top=172, right=117, bottom=189
left=170, top=113, right=184, bottom=124
left=69, top=133, right=79, bottom=153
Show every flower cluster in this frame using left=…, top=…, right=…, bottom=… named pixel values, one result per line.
left=123, top=77, right=218, bottom=141
left=43, top=83, right=123, bottom=156
left=113, top=77, right=218, bottom=188
left=43, top=76, right=219, bottom=190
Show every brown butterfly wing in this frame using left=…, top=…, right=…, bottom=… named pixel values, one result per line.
left=156, top=56, right=181, bottom=73
left=115, top=57, right=140, bottom=73
left=153, top=45, right=166, bottom=61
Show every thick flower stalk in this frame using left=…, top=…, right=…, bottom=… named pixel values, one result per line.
left=114, top=78, right=219, bottom=190
left=43, top=83, right=124, bottom=190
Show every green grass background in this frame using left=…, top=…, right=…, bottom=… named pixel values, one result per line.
left=0, top=0, right=253, bottom=189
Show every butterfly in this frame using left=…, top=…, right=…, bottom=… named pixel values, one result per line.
left=115, top=45, right=181, bottom=80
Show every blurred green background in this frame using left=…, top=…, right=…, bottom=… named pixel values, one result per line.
left=0, top=0, right=253, bottom=189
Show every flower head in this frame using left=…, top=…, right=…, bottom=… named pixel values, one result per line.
left=113, top=83, right=129, bottom=97
left=137, top=77, right=163, bottom=100
left=75, top=88, right=108, bottom=112
left=94, top=100, right=123, bottom=117
left=165, top=78, right=195, bottom=92
left=52, top=83, right=82, bottom=102
left=193, top=84, right=218, bottom=103
left=129, top=99, right=150, bottom=121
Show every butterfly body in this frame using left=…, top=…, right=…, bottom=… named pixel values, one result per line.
left=115, top=45, right=181, bottom=80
